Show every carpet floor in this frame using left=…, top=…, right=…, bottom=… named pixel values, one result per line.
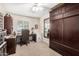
left=10, top=41, right=61, bottom=56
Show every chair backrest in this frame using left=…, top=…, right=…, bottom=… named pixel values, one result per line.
left=21, top=29, right=29, bottom=44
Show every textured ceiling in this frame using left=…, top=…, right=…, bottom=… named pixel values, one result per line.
left=2, top=3, right=58, bottom=18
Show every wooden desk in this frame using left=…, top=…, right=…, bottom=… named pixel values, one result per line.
left=30, top=34, right=37, bottom=42
left=5, top=36, right=16, bottom=55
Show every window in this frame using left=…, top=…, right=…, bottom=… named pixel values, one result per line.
left=17, top=21, right=29, bottom=34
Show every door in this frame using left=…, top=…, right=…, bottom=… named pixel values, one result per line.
left=63, top=15, right=79, bottom=49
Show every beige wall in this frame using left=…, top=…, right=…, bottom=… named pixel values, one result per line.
left=12, top=14, right=40, bottom=32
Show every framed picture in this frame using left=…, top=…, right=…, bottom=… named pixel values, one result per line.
left=44, top=18, right=50, bottom=38
left=35, top=24, right=38, bottom=29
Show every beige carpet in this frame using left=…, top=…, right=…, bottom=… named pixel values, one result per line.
left=10, top=41, right=61, bottom=56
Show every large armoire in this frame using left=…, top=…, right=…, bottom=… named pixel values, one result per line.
left=50, top=3, right=79, bottom=55
left=4, top=13, right=13, bottom=35
left=4, top=14, right=16, bottom=55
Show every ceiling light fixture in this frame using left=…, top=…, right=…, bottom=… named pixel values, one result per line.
left=32, top=3, right=44, bottom=12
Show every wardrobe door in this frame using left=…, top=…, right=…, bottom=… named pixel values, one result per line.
left=50, top=20, right=58, bottom=48
left=57, top=19, right=63, bottom=43
left=63, top=15, right=79, bottom=49
left=51, top=20, right=59, bottom=42
left=50, top=19, right=63, bottom=42
left=63, top=17, right=72, bottom=46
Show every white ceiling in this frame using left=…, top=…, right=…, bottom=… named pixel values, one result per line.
left=2, top=3, right=58, bottom=18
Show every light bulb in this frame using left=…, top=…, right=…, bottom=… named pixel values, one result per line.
left=32, top=6, right=44, bottom=12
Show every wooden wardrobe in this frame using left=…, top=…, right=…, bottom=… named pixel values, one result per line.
left=4, top=14, right=13, bottom=35
left=50, top=3, right=79, bottom=55
left=4, top=14, right=16, bottom=55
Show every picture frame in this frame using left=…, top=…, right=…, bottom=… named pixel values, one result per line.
left=35, top=24, right=38, bottom=29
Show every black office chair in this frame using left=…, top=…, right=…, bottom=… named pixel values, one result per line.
left=21, top=29, right=29, bottom=45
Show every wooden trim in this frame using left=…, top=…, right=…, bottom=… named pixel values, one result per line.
left=50, top=3, right=64, bottom=13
